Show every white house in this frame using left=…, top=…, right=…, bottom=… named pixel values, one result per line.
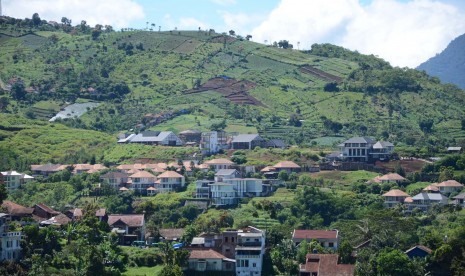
left=407, top=192, right=449, bottom=212
left=128, top=170, right=156, bottom=193
left=1, top=171, right=34, bottom=191
left=100, top=171, right=129, bottom=190
left=204, top=158, right=234, bottom=172
left=339, top=137, right=394, bottom=162
left=0, top=213, right=22, bottom=261
left=235, top=226, right=266, bottom=276
left=215, top=169, right=241, bottom=182
left=196, top=180, right=214, bottom=199
left=108, top=214, right=145, bottom=245
left=292, top=229, right=339, bottom=250
left=188, top=249, right=235, bottom=272
left=209, top=182, right=237, bottom=206
left=155, top=170, right=185, bottom=193
left=224, top=178, right=263, bottom=198
left=209, top=178, right=263, bottom=206
left=434, top=180, right=464, bottom=194
left=200, top=131, right=229, bottom=154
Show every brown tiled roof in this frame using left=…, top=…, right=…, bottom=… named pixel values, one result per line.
left=273, top=161, right=301, bottom=169
left=189, top=249, right=226, bottom=259
left=130, top=170, right=156, bottom=178
left=301, top=254, right=354, bottom=276
left=100, top=171, right=129, bottom=179
left=157, top=171, right=183, bottom=178
left=34, top=203, right=60, bottom=215
left=436, top=180, right=464, bottom=187
left=204, top=158, right=234, bottom=165
left=293, top=229, right=338, bottom=240
left=382, top=189, right=409, bottom=197
left=2, top=200, right=34, bottom=215
left=108, top=214, right=144, bottom=227
left=159, top=228, right=185, bottom=240
left=119, top=187, right=129, bottom=191
left=95, top=208, right=106, bottom=217
left=423, top=184, right=439, bottom=192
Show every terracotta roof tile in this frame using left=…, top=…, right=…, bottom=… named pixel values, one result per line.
left=204, top=158, right=234, bottom=165
left=130, top=170, right=156, bottom=178
left=157, top=171, right=183, bottom=178
left=436, top=180, right=464, bottom=187
left=273, top=161, right=301, bottom=169
left=108, top=214, right=144, bottom=227
left=189, top=249, right=227, bottom=259
left=382, top=189, right=409, bottom=197
left=293, top=229, right=338, bottom=240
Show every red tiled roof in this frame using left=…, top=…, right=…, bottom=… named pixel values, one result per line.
left=404, top=196, right=413, bottom=203
left=108, top=214, right=144, bottom=227
left=378, top=173, right=406, bottom=181
left=189, top=249, right=226, bottom=259
left=35, top=203, right=60, bottom=215
left=301, top=254, right=354, bottom=276
left=423, top=184, right=439, bottom=192
left=260, top=166, right=276, bottom=172
left=436, top=180, right=464, bottom=187
left=204, top=158, right=234, bottom=165
left=273, top=161, right=301, bottom=169
left=2, top=200, right=33, bottom=215
left=130, top=170, right=156, bottom=178
left=293, top=229, right=338, bottom=240
left=157, top=171, right=183, bottom=178
left=382, top=189, right=409, bottom=197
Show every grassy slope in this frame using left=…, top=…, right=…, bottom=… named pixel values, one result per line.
left=1, top=26, right=465, bottom=148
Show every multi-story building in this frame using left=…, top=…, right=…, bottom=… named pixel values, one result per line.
left=100, top=171, right=129, bottom=190
left=204, top=158, right=235, bottom=172
left=1, top=171, right=34, bottom=191
left=209, top=178, right=263, bottom=206
left=155, top=170, right=185, bottom=193
left=407, top=192, right=449, bottom=212
left=200, top=131, right=229, bottom=155
left=382, top=189, right=410, bottom=208
left=235, top=226, right=266, bottom=276
left=339, top=137, right=394, bottom=162
left=210, top=182, right=237, bottom=206
left=0, top=213, right=22, bottom=261
left=128, top=170, right=156, bottom=194
left=195, top=180, right=214, bottom=199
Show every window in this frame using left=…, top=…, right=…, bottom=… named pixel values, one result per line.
left=253, top=263, right=256, bottom=267
left=231, top=237, right=235, bottom=243
left=225, top=237, right=228, bottom=242
left=329, top=242, right=334, bottom=248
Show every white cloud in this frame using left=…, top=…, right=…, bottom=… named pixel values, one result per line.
left=220, top=11, right=266, bottom=38
left=3, top=0, right=145, bottom=28
left=210, top=0, right=237, bottom=6
left=161, top=14, right=209, bottom=31
left=252, top=0, right=465, bottom=67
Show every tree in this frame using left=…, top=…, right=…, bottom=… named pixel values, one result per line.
left=376, top=248, right=413, bottom=276
left=61, top=17, right=71, bottom=26
left=229, top=30, right=235, bottom=36
left=462, top=119, right=465, bottom=131
left=439, top=166, right=454, bottom=182
left=246, top=34, right=252, bottom=40
left=278, top=170, right=289, bottom=181
left=0, top=96, right=9, bottom=111
left=11, top=81, right=26, bottom=100
left=32, top=13, right=41, bottom=27
left=324, top=82, right=339, bottom=92
left=289, top=113, right=302, bottom=127
left=338, top=240, right=354, bottom=264
left=394, top=163, right=406, bottom=177
left=419, top=119, right=434, bottom=134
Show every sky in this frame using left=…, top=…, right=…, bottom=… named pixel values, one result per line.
left=3, top=0, right=465, bottom=68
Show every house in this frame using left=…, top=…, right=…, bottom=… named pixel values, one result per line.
left=1, top=201, right=34, bottom=222
left=30, top=164, right=67, bottom=177
left=100, top=171, right=129, bottom=189
left=210, top=182, right=237, bottom=206
left=72, top=163, right=107, bottom=174
left=405, top=245, right=432, bottom=259
left=32, top=203, right=60, bottom=221
left=447, top=147, right=462, bottom=153
left=155, top=170, right=185, bottom=193
left=118, top=131, right=183, bottom=146
left=128, top=170, right=156, bottom=194
left=423, top=184, right=440, bottom=193
left=434, top=180, right=464, bottom=194
left=188, top=249, right=235, bottom=272
left=209, top=178, right=263, bottom=206
left=0, top=213, right=22, bottom=261
left=235, top=226, right=266, bottom=276
left=407, top=192, right=449, bottom=212
left=452, top=192, right=465, bottom=207
left=299, top=254, right=355, bottom=276
left=382, top=189, right=410, bottom=208
left=65, top=208, right=107, bottom=222
left=159, top=228, right=185, bottom=242
left=196, top=180, right=214, bottom=199
left=292, top=229, right=339, bottom=250
left=39, top=213, right=72, bottom=227
left=204, top=158, right=235, bottom=172
left=200, top=131, right=229, bottom=155
left=273, top=161, right=301, bottom=173
left=147, top=187, right=157, bottom=196
left=1, top=171, right=31, bottom=191
left=231, top=134, right=265, bottom=150
left=108, top=214, right=145, bottom=245
left=215, top=169, right=241, bottom=182
left=339, top=137, right=394, bottom=162
left=369, top=173, right=406, bottom=184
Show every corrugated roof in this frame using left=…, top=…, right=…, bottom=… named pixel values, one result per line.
left=342, top=137, right=376, bottom=144
left=215, top=169, right=238, bottom=176
left=412, top=192, right=448, bottom=201
left=232, top=134, right=262, bottom=143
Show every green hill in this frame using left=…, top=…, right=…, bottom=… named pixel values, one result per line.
left=1, top=16, right=465, bottom=150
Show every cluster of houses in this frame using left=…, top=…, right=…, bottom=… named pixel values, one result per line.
left=118, top=130, right=287, bottom=154
left=379, top=173, right=465, bottom=212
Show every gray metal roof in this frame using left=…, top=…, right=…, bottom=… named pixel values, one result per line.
left=232, top=134, right=262, bottom=143
left=343, top=137, right=376, bottom=144
left=373, top=141, right=394, bottom=149
left=453, top=192, right=465, bottom=199
left=128, top=131, right=173, bottom=143
left=215, top=169, right=238, bottom=176
left=412, top=192, right=448, bottom=201
left=447, top=147, right=462, bottom=151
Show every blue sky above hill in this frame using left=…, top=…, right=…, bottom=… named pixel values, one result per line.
left=3, top=0, right=465, bottom=67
